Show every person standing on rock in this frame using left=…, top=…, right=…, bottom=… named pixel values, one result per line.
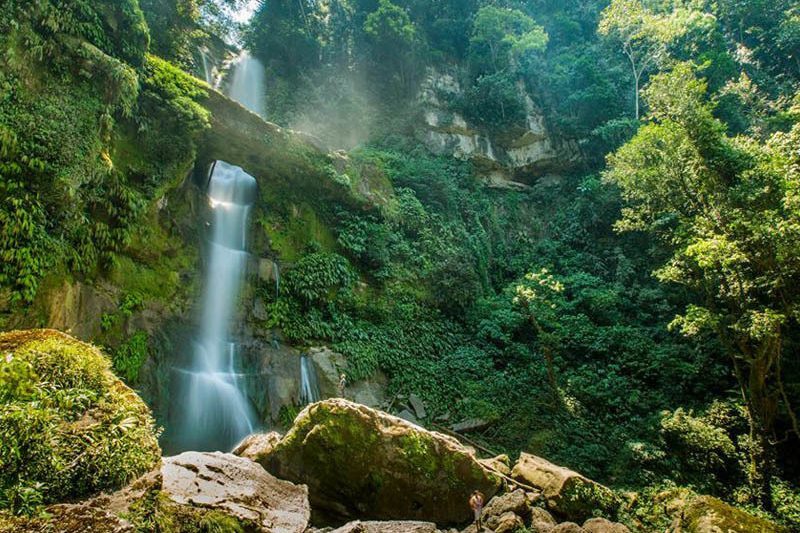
left=338, top=373, right=347, bottom=397
left=469, top=490, right=484, bottom=530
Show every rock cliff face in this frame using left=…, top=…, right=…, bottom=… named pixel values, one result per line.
left=418, top=68, right=581, bottom=185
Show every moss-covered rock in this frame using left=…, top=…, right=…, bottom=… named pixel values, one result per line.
left=511, top=453, right=619, bottom=524
left=0, top=469, right=259, bottom=533
left=250, top=399, right=501, bottom=525
left=0, top=329, right=161, bottom=514
left=669, top=495, right=787, bottom=533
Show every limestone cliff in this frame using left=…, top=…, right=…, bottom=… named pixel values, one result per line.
left=418, top=67, right=582, bottom=187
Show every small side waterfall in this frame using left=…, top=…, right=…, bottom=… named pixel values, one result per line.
left=200, top=49, right=213, bottom=85
left=299, top=354, right=321, bottom=405
left=173, top=161, right=259, bottom=451
left=227, top=51, right=266, bottom=118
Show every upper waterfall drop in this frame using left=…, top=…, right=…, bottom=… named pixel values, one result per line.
left=226, top=51, right=266, bottom=118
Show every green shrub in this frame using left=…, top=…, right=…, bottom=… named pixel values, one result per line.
left=0, top=330, right=161, bottom=515
left=659, top=404, right=744, bottom=490
left=283, top=252, right=357, bottom=306
left=771, top=478, right=800, bottom=531
left=5, top=0, right=149, bottom=67
left=460, top=71, right=527, bottom=131
left=0, top=129, right=55, bottom=303
left=113, top=331, right=150, bottom=384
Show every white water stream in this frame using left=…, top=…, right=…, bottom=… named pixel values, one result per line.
left=300, top=354, right=321, bottom=405
left=175, top=161, right=259, bottom=451
left=227, top=51, right=266, bottom=118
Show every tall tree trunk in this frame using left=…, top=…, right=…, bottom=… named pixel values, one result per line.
left=624, top=45, right=640, bottom=120
left=746, top=403, right=775, bottom=510
left=744, top=344, right=779, bottom=510
left=529, top=315, right=558, bottom=401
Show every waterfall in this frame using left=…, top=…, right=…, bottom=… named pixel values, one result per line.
left=299, top=354, right=321, bottom=405
left=200, top=49, right=213, bottom=85
left=173, top=161, right=258, bottom=452
left=226, top=51, right=266, bottom=118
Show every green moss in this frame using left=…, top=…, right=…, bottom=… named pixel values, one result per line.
left=126, top=491, right=254, bottom=533
left=0, top=330, right=161, bottom=515
left=399, top=433, right=439, bottom=480
left=258, top=203, right=338, bottom=261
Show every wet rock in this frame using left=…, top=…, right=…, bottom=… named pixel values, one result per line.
left=41, top=280, right=118, bottom=340
left=308, top=346, right=388, bottom=407
left=239, top=338, right=301, bottom=422
left=253, top=296, right=269, bottom=320
left=348, top=372, right=388, bottom=407
left=451, top=418, right=489, bottom=433
left=397, top=408, right=419, bottom=424
left=256, top=399, right=501, bottom=524
left=162, top=451, right=310, bottom=532
left=258, top=257, right=279, bottom=282
left=582, top=517, right=630, bottom=533
left=233, top=431, right=283, bottom=462
left=409, top=393, right=427, bottom=419
left=512, top=453, right=618, bottom=523
left=330, top=521, right=440, bottom=533
left=308, top=346, right=347, bottom=397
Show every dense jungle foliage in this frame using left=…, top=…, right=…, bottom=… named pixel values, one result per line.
left=1, top=0, right=800, bottom=529
left=246, top=1, right=800, bottom=526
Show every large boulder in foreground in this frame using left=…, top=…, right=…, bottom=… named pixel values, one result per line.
left=0, top=452, right=312, bottom=532
left=0, top=329, right=160, bottom=509
left=511, top=453, right=618, bottom=523
left=162, top=452, right=310, bottom=532
left=248, top=399, right=501, bottom=524
left=668, top=495, right=787, bottom=533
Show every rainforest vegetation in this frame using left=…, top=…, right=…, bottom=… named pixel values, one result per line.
left=1, top=0, right=800, bottom=531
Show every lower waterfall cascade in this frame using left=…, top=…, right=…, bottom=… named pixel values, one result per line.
left=170, top=161, right=259, bottom=452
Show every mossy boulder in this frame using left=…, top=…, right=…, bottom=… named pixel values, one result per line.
left=249, top=399, right=501, bottom=525
left=669, top=495, right=787, bottom=533
left=0, top=329, right=161, bottom=514
left=511, top=453, right=618, bottom=523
